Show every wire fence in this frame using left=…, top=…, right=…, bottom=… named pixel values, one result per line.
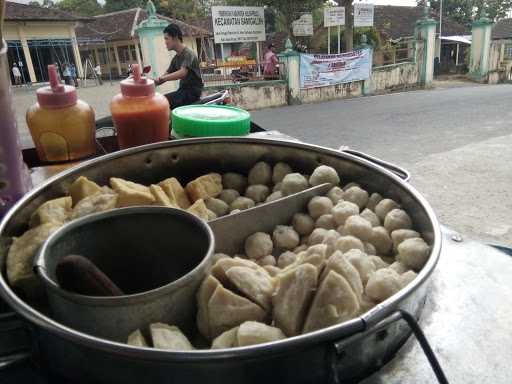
left=373, top=39, right=416, bottom=67
left=200, top=59, right=285, bottom=87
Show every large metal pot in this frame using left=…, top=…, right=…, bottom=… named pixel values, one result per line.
left=0, top=138, right=442, bottom=383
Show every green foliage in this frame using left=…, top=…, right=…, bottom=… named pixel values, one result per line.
left=57, top=0, right=103, bottom=16
left=156, top=0, right=206, bottom=20
left=421, top=0, right=512, bottom=24
left=223, top=0, right=325, bottom=39
left=103, top=0, right=145, bottom=13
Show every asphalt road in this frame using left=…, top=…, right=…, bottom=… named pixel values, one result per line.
left=252, top=83, right=512, bottom=245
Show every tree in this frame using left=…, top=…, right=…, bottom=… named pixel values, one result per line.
left=156, top=0, right=205, bottom=20
left=103, top=0, right=145, bottom=13
left=419, top=0, right=512, bottom=24
left=224, top=0, right=325, bottom=41
left=57, top=0, right=103, bottom=16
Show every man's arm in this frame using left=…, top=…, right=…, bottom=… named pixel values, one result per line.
left=155, top=67, right=188, bottom=85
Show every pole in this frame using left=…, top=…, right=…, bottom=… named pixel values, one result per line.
left=104, top=41, right=112, bottom=85
left=220, top=43, right=225, bottom=61
left=337, top=25, right=341, bottom=53
left=455, top=43, right=459, bottom=66
left=439, top=0, right=443, bottom=64
left=328, top=26, right=331, bottom=54
left=256, top=41, right=261, bottom=76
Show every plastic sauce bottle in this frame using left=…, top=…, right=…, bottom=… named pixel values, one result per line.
left=110, top=64, right=170, bottom=149
left=0, top=40, right=32, bottom=217
left=26, top=65, right=96, bottom=163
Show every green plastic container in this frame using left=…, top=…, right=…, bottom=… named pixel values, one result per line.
left=172, top=105, right=251, bottom=138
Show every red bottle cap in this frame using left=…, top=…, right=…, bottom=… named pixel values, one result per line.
left=36, top=65, right=78, bottom=108
left=120, top=64, right=155, bottom=97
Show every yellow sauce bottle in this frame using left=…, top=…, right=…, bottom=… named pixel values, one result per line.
left=26, top=64, right=95, bottom=162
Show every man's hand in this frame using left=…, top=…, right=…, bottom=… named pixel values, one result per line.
left=154, top=76, right=165, bottom=86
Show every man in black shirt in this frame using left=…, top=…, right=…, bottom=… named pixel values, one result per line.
left=155, top=24, right=204, bottom=109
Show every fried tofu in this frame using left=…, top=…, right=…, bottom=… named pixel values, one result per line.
left=68, top=176, right=102, bottom=205
left=185, top=173, right=223, bottom=202
left=110, top=177, right=155, bottom=207
left=158, top=178, right=191, bottom=208
left=29, top=197, right=72, bottom=228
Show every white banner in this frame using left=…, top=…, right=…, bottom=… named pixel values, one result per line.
left=211, top=6, right=266, bottom=44
left=354, top=3, right=374, bottom=27
left=292, top=13, right=314, bottom=36
left=324, top=7, right=345, bottom=27
left=300, top=49, right=372, bottom=88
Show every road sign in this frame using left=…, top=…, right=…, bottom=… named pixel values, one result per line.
left=324, top=7, right=345, bottom=27
left=293, top=13, right=314, bottom=36
left=354, top=3, right=374, bottom=27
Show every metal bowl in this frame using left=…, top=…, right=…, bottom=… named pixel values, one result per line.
left=34, top=206, right=214, bottom=342
left=0, top=137, right=441, bottom=384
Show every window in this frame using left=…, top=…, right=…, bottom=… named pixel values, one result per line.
left=505, top=43, right=512, bottom=59
left=117, top=46, right=130, bottom=63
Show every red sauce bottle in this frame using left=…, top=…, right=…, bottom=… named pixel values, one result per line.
left=110, top=64, right=170, bottom=149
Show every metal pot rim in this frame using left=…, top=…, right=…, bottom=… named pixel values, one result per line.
left=33, top=206, right=215, bottom=305
left=0, top=137, right=442, bottom=360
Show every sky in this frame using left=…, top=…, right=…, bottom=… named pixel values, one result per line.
left=11, top=0, right=418, bottom=6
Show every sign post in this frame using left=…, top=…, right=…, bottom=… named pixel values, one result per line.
left=354, top=3, right=375, bottom=27
left=211, top=6, right=266, bottom=44
left=324, top=7, right=345, bottom=53
left=292, top=13, right=314, bottom=37
left=328, top=27, right=331, bottom=54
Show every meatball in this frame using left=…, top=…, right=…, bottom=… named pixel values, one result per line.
left=277, top=251, right=298, bottom=269
left=272, top=162, right=293, bottom=184
left=205, top=198, right=230, bottom=217
left=327, top=186, right=344, bottom=205
left=335, top=235, right=365, bottom=253
left=257, top=255, right=277, bottom=267
left=273, top=226, right=300, bottom=250
left=365, top=268, right=402, bottom=302
left=366, top=192, right=383, bottom=211
left=391, top=229, right=420, bottom=252
left=308, top=228, right=328, bottom=245
left=230, top=197, right=255, bottom=211
left=219, top=189, right=240, bottom=205
left=375, top=199, right=400, bottom=221
left=344, top=215, right=373, bottom=242
left=245, top=185, right=270, bottom=203
left=309, top=165, right=340, bottom=186
left=332, top=201, right=360, bottom=226
left=281, top=173, right=309, bottom=196
left=308, top=196, right=334, bottom=219
left=384, top=209, right=413, bottom=233
left=343, top=186, right=369, bottom=210
left=397, top=237, right=430, bottom=271
left=245, top=232, right=273, bottom=260
left=222, top=173, right=247, bottom=194
left=343, top=182, right=360, bottom=191
left=248, top=162, right=272, bottom=185
left=369, top=226, right=393, bottom=255
left=265, top=191, right=283, bottom=203
left=292, top=213, right=315, bottom=236
left=315, top=214, right=336, bottom=230
left=360, top=208, right=380, bottom=227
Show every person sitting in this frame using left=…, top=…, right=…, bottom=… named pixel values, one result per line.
left=154, top=24, right=204, bottom=109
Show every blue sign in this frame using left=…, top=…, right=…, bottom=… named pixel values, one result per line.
left=300, top=49, right=372, bottom=88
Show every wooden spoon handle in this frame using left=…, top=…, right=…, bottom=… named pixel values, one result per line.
left=56, top=254, right=124, bottom=297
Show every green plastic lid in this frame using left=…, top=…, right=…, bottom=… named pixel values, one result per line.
left=172, top=105, right=251, bottom=137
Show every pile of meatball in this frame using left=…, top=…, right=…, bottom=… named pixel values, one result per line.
left=192, top=163, right=431, bottom=350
